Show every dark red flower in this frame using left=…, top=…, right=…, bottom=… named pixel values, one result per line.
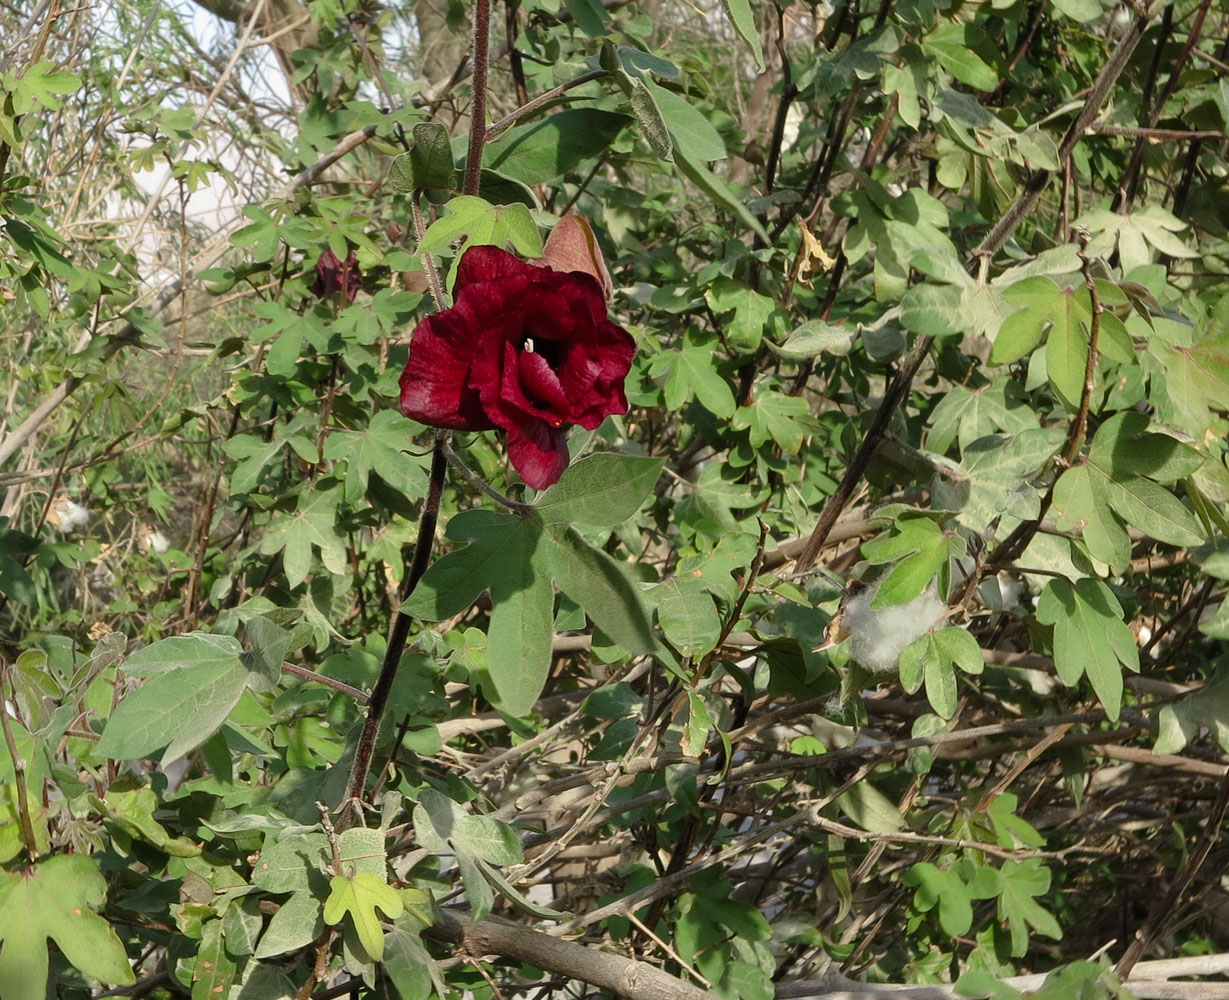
left=311, top=248, right=362, bottom=303
left=399, top=245, right=636, bottom=489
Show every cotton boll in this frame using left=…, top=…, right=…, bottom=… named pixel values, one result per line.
left=843, top=583, right=948, bottom=675
left=47, top=495, right=90, bottom=533
left=138, top=523, right=171, bottom=554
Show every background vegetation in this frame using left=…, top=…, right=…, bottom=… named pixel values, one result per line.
left=2, top=0, right=1228, bottom=996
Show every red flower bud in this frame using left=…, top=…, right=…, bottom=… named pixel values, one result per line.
left=311, top=248, right=362, bottom=304
left=399, top=244, right=636, bottom=489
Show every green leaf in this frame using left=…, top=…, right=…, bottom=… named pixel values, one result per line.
left=121, top=632, right=242, bottom=678
left=660, top=338, right=737, bottom=418
left=563, top=0, right=611, bottom=35
left=540, top=523, right=657, bottom=655
left=403, top=512, right=523, bottom=620
left=720, top=0, right=765, bottom=70
left=1050, top=0, right=1102, bottom=20
left=12, top=62, right=81, bottom=113
left=996, top=859, right=1062, bottom=956
left=417, top=196, right=543, bottom=261
left=705, top=277, right=776, bottom=353
left=383, top=917, right=437, bottom=1000
left=934, top=626, right=983, bottom=676
left=322, top=872, right=404, bottom=961
left=0, top=855, right=134, bottom=1000
left=98, top=781, right=202, bottom=857
left=769, top=319, right=854, bottom=359
left=485, top=518, right=554, bottom=716
left=1035, top=579, right=1139, bottom=721
left=673, top=145, right=771, bottom=243
left=259, top=487, right=348, bottom=588
left=628, top=79, right=673, bottom=158
left=933, top=428, right=1066, bottom=535
left=904, top=862, right=973, bottom=936
left=485, top=110, right=630, bottom=185
left=323, top=410, right=430, bottom=503
left=408, top=120, right=456, bottom=189
left=1149, top=312, right=1229, bottom=440
left=97, top=655, right=246, bottom=764
left=837, top=780, right=905, bottom=833
left=863, top=515, right=952, bottom=608
left=924, top=23, right=1000, bottom=92
left=642, top=79, right=726, bottom=163
left=534, top=453, right=664, bottom=526
left=192, top=919, right=238, bottom=1000
left=731, top=389, right=813, bottom=452
left=655, top=577, right=721, bottom=656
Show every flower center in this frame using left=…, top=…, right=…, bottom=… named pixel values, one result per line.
left=521, top=333, right=561, bottom=370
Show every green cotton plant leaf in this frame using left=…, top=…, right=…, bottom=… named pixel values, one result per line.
left=417, top=196, right=543, bottom=264
left=120, top=632, right=242, bottom=678
left=627, top=78, right=673, bottom=159
left=1053, top=416, right=1204, bottom=560
left=934, top=427, right=1066, bottom=535
left=322, top=410, right=431, bottom=504
left=654, top=338, right=737, bottom=418
left=0, top=855, right=134, bottom=1000
left=97, top=781, right=202, bottom=857
left=899, top=633, right=957, bottom=719
left=720, top=0, right=765, bottom=70
left=731, top=389, right=814, bottom=452
left=402, top=512, right=523, bottom=621
left=383, top=916, right=438, bottom=1000
left=934, top=626, right=984, bottom=676
left=683, top=691, right=714, bottom=757
left=484, top=517, right=554, bottom=717
left=563, top=0, right=611, bottom=36
left=534, top=453, right=664, bottom=526
left=255, top=888, right=324, bottom=959
left=996, top=859, right=1062, bottom=957
left=769, top=319, right=855, bottom=359
left=259, top=487, right=349, bottom=588
left=903, top=862, right=974, bottom=937
left=322, top=872, right=404, bottom=962
left=705, top=277, right=777, bottom=353
left=1035, top=579, right=1139, bottom=721
left=1089, top=411, right=1205, bottom=484
left=95, top=653, right=246, bottom=764
left=1153, top=672, right=1229, bottom=756
left=641, top=79, right=726, bottom=163
left=862, top=515, right=955, bottom=608
left=985, top=792, right=1046, bottom=848
left=923, top=22, right=1001, bottom=92
left=673, top=145, right=771, bottom=243
left=988, top=276, right=1136, bottom=409
left=540, top=523, right=657, bottom=656
left=1051, top=464, right=1132, bottom=570
left=192, top=919, right=238, bottom=1000
left=407, top=121, right=456, bottom=189
left=485, top=110, right=630, bottom=185
left=837, top=780, right=905, bottom=833
left=1077, top=205, right=1197, bottom=272
left=925, top=378, right=1038, bottom=456
left=1148, top=309, right=1229, bottom=441
left=655, top=577, right=722, bottom=657
left=6, top=61, right=81, bottom=114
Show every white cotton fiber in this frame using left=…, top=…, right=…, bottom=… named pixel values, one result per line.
left=844, top=583, right=948, bottom=675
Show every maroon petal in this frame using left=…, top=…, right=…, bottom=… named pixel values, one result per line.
left=517, top=348, right=569, bottom=416
left=506, top=418, right=570, bottom=489
left=456, top=244, right=543, bottom=288
left=399, top=310, right=493, bottom=430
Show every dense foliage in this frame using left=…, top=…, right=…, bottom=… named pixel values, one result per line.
left=2, top=0, right=1229, bottom=997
